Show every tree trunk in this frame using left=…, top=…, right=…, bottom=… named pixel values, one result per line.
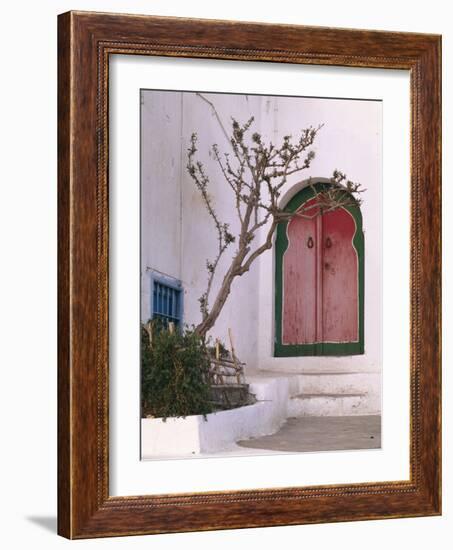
left=195, top=217, right=279, bottom=339
left=195, top=269, right=236, bottom=338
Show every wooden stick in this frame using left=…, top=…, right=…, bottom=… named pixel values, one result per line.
left=228, top=328, right=238, bottom=370
left=228, top=327, right=246, bottom=385
left=145, top=320, right=153, bottom=347
left=210, top=358, right=245, bottom=367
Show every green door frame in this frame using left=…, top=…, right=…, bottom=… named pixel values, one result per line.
left=274, top=180, right=365, bottom=357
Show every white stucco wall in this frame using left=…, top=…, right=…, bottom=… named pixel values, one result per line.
left=141, top=90, right=263, bottom=365
left=141, top=90, right=382, bottom=374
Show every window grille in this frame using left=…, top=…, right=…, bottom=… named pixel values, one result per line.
left=152, top=277, right=183, bottom=328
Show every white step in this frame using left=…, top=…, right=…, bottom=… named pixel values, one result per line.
left=288, top=392, right=370, bottom=417
left=246, top=370, right=381, bottom=416
left=286, top=372, right=380, bottom=397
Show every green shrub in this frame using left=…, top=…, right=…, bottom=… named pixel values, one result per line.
left=141, top=322, right=213, bottom=420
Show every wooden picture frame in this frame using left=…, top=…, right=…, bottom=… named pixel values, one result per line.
left=58, top=10, right=441, bottom=539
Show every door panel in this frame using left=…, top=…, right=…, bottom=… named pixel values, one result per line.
left=282, top=199, right=318, bottom=344
left=322, top=208, right=359, bottom=342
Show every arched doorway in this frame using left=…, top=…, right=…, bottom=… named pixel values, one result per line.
left=274, top=180, right=364, bottom=357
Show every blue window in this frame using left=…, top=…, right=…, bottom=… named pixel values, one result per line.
left=151, top=275, right=183, bottom=328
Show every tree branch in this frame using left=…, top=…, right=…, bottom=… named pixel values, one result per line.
left=186, top=104, right=364, bottom=338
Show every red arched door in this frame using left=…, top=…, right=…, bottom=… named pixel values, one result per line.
left=282, top=198, right=359, bottom=346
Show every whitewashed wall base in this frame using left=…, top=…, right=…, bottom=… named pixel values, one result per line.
left=141, top=377, right=290, bottom=458
left=141, top=371, right=381, bottom=457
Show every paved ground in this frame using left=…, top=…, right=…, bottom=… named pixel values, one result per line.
left=142, top=415, right=381, bottom=461
left=237, top=415, right=381, bottom=453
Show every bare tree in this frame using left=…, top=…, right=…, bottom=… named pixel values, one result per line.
left=187, top=94, right=364, bottom=338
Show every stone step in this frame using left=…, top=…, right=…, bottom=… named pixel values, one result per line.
left=288, top=392, right=370, bottom=417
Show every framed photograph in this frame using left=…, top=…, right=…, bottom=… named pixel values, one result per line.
left=58, top=11, right=441, bottom=539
